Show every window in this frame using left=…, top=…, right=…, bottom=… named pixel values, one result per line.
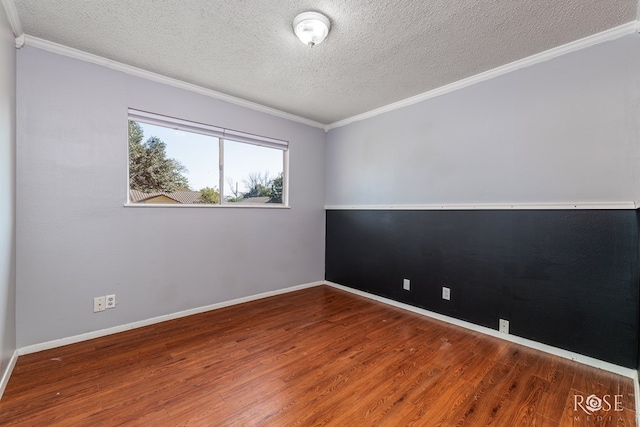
left=127, top=109, right=288, bottom=206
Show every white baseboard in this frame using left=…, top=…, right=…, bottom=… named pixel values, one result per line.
left=0, top=350, right=19, bottom=400
left=325, top=281, right=637, bottom=379
left=9, top=280, right=639, bottom=408
left=18, top=281, right=323, bottom=356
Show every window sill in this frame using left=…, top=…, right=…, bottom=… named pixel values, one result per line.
left=123, top=203, right=290, bottom=209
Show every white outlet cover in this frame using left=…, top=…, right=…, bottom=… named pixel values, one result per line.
left=403, top=279, right=410, bottom=291
left=499, top=319, right=509, bottom=334
left=442, top=287, right=450, bottom=300
left=94, top=296, right=106, bottom=313
left=105, top=294, right=116, bottom=309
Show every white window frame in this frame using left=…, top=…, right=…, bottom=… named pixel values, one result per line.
left=127, top=109, right=289, bottom=207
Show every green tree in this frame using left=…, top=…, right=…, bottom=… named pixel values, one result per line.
left=128, top=121, right=190, bottom=192
left=268, top=173, right=283, bottom=204
left=197, top=187, right=220, bottom=204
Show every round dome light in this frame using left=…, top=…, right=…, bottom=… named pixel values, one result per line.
left=293, top=12, right=330, bottom=47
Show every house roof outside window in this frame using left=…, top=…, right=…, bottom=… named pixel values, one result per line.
left=129, top=189, right=202, bottom=204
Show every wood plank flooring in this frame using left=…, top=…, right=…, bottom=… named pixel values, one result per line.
left=0, top=285, right=636, bottom=426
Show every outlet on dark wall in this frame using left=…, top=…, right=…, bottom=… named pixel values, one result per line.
left=325, top=209, right=640, bottom=368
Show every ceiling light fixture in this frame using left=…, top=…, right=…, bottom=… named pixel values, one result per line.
left=293, top=12, right=330, bottom=47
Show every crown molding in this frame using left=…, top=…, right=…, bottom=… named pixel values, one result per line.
left=325, top=20, right=639, bottom=132
left=22, top=35, right=326, bottom=130
left=1, top=0, right=23, bottom=47
left=13, top=16, right=639, bottom=132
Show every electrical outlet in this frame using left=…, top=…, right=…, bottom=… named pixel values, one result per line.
left=403, top=279, right=410, bottom=291
left=94, top=296, right=106, bottom=313
left=499, top=319, right=509, bottom=334
left=442, top=287, right=450, bottom=300
left=105, top=294, right=116, bottom=309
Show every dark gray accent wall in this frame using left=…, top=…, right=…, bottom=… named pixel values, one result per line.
left=326, top=209, right=640, bottom=368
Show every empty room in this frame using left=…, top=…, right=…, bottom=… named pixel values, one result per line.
left=1, top=0, right=640, bottom=425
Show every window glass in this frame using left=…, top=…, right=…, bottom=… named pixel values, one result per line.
left=224, top=139, right=284, bottom=204
left=128, top=121, right=220, bottom=204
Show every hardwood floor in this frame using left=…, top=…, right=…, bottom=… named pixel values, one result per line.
left=0, top=285, right=635, bottom=426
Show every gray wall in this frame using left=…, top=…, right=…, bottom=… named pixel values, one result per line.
left=16, top=46, right=326, bottom=347
left=0, top=10, right=16, bottom=377
left=326, top=35, right=640, bottom=206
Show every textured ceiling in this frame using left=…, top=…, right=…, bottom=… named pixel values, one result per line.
left=12, top=0, right=638, bottom=125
